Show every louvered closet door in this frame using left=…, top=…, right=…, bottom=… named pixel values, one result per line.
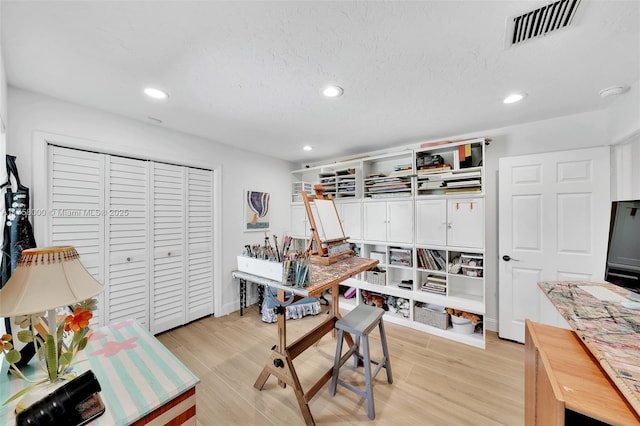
left=49, top=146, right=106, bottom=326
left=186, top=168, right=214, bottom=321
left=105, top=156, right=150, bottom=328
left=151, top=163, right=186, bottom=334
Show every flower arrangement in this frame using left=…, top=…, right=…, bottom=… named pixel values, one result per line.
left=1, top=298, right=97, bottom=405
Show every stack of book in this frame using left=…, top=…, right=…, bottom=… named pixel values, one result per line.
left=441, top=170, right=482, bottom=194
left=365, top=174, right=411, bottom=197
left=417, top=248, right=446, bottom=271
left=417, top=164, right=452, bottom=174
left=389, top=164, right=413, bottom=177
left=421, top=275, right=446, bottom=295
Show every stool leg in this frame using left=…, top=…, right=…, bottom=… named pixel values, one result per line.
left=353, top=334, right=361, bottom=369
left=362, top=335, right=375, bottom=420
left=330, top=329, right=345, bottom=397
left=379, top=320, right=393, bottom=384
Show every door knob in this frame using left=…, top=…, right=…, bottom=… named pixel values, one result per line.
left=502, top=255, right=520, bottom=262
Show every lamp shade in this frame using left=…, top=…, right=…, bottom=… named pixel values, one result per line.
left=0, top=246, right=104, bottom=317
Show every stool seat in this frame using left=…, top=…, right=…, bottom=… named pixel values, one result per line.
left=335, top=303, right=385, bottom=336
left=329, top=303, right=393, bottom=420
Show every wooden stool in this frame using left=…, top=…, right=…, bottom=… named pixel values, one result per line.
left=329, top=303, right=393, bottom=420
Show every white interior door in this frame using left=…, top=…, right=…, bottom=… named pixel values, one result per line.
left=49, top=146, right=106, bottom=326
left=151, top=162, right=186, bottom=334
left=186, top=168, right=214, bottom=322
left=105, top=155, right=150, bottom=328
left=498, top=147, right=610, bottom=342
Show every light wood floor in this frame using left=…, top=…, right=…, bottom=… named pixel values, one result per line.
left=157, top=305, right=525, bottom=425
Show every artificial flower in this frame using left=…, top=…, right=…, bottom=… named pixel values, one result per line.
left=64, top=307, right=93, bottom=332
left=1, top=334, right=12, bottom=351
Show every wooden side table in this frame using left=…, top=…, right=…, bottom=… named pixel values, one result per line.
left=524, top=320, right=639, bottom=425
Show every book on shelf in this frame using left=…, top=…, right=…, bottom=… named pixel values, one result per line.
left=417, top=249, right=446, bottom=271
left=421, top=284, right=446, bottom=295
left=425, top=274, right=446, bottom=284
left=417, top=164, right=452, bottom=174
left=441, top=170, right=481, bottom=180
left=444, top=179, right=481, bottom=188
left=418, top=181, right=444, bottom=190
left=369, top=192, right=411, bottom=198
left=444, top=187, right=481, bottom=194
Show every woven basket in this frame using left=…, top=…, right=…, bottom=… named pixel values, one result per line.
left=365, top=270, right=386, bottom=286
left=414, top=305, right=449, bottom=329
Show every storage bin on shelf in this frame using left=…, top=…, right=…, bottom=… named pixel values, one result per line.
left=460, top=253, right=483, bottom=277
left=291, top=181, right=313, bottom=202
left=413, top=302, right=449, bottom=330
left=446, top=308, right=482, bottom=335
left=450, top=315, right=475, bottom=334
left=365, top=268, right=386, bottom=286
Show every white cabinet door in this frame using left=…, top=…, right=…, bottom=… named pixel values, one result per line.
left=387, top=200, right=413, bottom=244
left=186, top=168, right=214, bottom=322
left=151, top=162, right=186, bottom=334
left=415, top=199, right=447, bottom=246
left=291, top=205, right=309, bottom=238
left=447, top=198, right=484, bottom=249
left=339, top=202, right=362, bottom=240
left=105, top=155, right=150, bottom=328
left=364, top=201, right=413, bottom=243
left=363, top=202, right=387, bottom=241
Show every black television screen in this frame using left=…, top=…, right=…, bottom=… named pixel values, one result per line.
left=605, top=200, right=640, bottom=293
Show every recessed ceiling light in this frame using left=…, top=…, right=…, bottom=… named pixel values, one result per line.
left=144, top=87, right=169, bottom=100
left=503, top=93, right=526, bottom=104
left=322, top=85, right=344, bottom=98
left=303, top=145, right=313, bottom=151
left=599, top=85, right=629, bottom=98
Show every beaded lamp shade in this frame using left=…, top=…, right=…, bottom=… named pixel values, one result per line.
left=0, top=246, right=104, bottom=317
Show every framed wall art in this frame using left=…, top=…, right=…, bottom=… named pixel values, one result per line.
left=245, top=190, right=270, bottom=232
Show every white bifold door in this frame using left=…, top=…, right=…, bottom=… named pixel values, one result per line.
left=498, top=147, right=610, bottom=342
left=49, top=145, right=214, bottom=334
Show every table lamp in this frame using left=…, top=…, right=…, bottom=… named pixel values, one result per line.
left=0, top=246, right=104, bottom=415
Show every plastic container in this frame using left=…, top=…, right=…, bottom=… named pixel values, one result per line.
left=450, top=315, right=474, bottom=334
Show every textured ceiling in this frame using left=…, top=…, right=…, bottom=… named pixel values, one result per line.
left=2, top=1, right=639, bottom=164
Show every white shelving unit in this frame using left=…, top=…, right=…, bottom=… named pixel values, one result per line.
left=290, top=138, right=488, bottom=348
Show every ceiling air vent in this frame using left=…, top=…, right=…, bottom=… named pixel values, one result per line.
left=508, top=0, right=581, bottom=47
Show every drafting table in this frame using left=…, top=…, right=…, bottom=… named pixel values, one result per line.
left=232, top=256, right=378, bottom=426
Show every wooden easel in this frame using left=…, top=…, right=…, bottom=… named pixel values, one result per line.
left=302, top=185, right=354, bottom=265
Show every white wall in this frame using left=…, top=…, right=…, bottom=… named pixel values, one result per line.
left=0, top=1, right=7, bottom=128
left=0, top=3, right=8, bottom=336
left=607, top=80, right=640, bottom=201
left=605, top=79, right=640, bottom=146
left=7, top=87, right=295, bottom=317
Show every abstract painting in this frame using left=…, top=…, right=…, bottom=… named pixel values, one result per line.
left=245, top=190, right=270, bottom=231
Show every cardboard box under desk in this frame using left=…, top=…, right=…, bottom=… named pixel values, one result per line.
left=237, top=256, right=285, bottom=282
